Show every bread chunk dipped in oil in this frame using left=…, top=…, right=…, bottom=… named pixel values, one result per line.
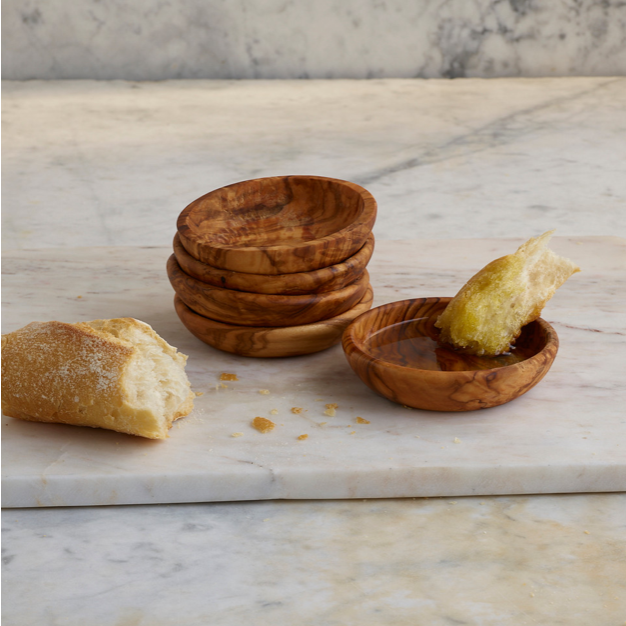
left=435, top=231, right=580, bottom=356
left=1, top=318, right=194, bottom=439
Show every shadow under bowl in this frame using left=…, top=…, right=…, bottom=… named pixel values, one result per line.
left=176, top=175, right=377, bottom=275
left=342, top=297, right=559, bottom=412
left=173, top=232, right=374, bottom=295
left=174, top=285, right=374, bottom=358
left=168, top=255, right=370, bottom=327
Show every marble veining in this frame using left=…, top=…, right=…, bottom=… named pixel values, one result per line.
left=2, top=78, right=626, bottom=252
left=2, top=0, right=626, bottom=80
left=2, top=238, right=625, bottom=507
left=2, top=494, right=626, bottom=625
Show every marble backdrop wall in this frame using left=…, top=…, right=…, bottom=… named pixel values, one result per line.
left=2, top=0, right=625, bottom=80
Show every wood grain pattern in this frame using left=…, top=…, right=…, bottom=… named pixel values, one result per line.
left=342, top=297, right=559, bottom=412
left=174, top=285, right=374, bottom=358
left=173, top=232, right=374, bottom=295
left=168, top=255, right=370, bottom=327
left=176, top=175, right=377, bottom=274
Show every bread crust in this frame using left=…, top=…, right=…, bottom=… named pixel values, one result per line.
left=2, top=318, right=194, bottom=439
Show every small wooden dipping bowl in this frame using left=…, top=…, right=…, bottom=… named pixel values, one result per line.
left=176, top=175, right=377, bottom=275
left=174, top=285, right=374, bottom=357
left=168, top=255, right=369, bottom=327
left=342, top=297, right=559, bottom=412
left=173, top=233, right=375, bottom=295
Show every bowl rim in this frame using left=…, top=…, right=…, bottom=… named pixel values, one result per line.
left=168, top=254, right=370, bottom=306
left=175, top=284, right=375, bottom=334
left=172, top=231, right=375, bottom=293
left=342, top=296, right=559, bottom=377
left=177, top=174, right=377, bottom=254
left=174, top=285, right=374, bottom=357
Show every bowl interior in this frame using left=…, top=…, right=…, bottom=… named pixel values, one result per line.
left=354, top=298, right=551, bottom=372
left=183, top=176, right=366, bottom=248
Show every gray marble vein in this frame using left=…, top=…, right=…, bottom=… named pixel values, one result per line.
left=2, top=0, right=626, bottom=80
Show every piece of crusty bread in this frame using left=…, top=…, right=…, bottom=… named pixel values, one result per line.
left=1, top=318, right=194, bottom=439
left=435, top=231, right=580, bottom=356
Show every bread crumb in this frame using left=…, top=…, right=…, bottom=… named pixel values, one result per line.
left=323, top=407, right=336, bottom=417
left=356, top=417, right=370, bottom=424
left=297, top=434, right=308, bottom=440
left=252, top=417, right=275, bottom=433
left=325, top=403, right=338, bottom=410
left=219, top=383, right=228, bottom=389
left=258, top=389, right=270, bottom=395
left=319, top=422, right=327, bottom=426
left=349, top=431, right=356, bottom=435
left=453, top=437, right=461, bottom=443
left=77, top=295, right=83, bottom=299
left=231, top=432, right=243, bottom=438
left=584, top=530, right=590, bottom=534
left=195, top=391, right=204, bottom=397
left=270, top=409, right=278, bottom=415
left=291, top=407, right=304, bottom=414
left=220, top=373, right=238, bottom=381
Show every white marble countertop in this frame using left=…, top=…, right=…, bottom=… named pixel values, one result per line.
left=3, top=77, right=626, bottom=251
left=3, top=495, right=626, bottom=626
left=2, top=78, right=626, bottom=624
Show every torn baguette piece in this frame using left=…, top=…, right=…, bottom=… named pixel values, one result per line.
left=1, top=318, right=194, bottom=439
left=435, top=231, right=580, bottom=356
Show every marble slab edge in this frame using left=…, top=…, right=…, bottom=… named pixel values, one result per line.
left=4, top=463, right=626, bottom=508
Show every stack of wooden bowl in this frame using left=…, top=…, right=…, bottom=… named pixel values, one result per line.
left=168, top=175, right=377, bottom=357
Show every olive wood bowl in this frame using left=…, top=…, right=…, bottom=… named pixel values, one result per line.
left=176, top=175, right=377, bottom=275
left=168, top=255, right=369, bottom=327
left=342, top=297, right=559, bottom=412
left=173, top=232, right=375, bottom=295
left=174, top=285, right=374, bottom=358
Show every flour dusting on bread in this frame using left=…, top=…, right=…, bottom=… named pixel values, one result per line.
left=1, top=318, right=194, bottom=439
